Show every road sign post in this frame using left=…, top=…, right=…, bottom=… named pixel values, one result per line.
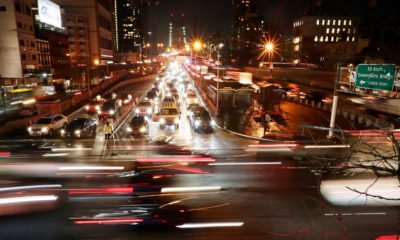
left=355, top=64, right=396, bottom=91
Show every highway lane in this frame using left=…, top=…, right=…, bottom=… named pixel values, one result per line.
left=1, top=70, right=399, bottom=239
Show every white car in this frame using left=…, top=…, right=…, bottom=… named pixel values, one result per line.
left=186, top=92, right=198, bottom=105
left=135, top=99, right=153, bottom=116
left=28, top=114, right=67, bottom=137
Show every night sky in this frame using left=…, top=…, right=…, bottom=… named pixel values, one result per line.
left=149, top=0, right=397, bottom=45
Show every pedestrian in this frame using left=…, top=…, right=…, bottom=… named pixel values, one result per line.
left=104, top=122, right=111, bottom=140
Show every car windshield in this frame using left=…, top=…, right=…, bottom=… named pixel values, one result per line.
left=101, top=101, right=114, bottom=110
left=138, top=102, right=151, bottom=107
left=36, top=118, right=52, bottom=124
left=161, top=108, right=178, bottom=115
left=67, top=121, right=84, bottom=129
left=131, top=117, right=145, bottom=126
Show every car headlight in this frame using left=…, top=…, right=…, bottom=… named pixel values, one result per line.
left=124, top=99, right=129, bottom=104
left=160, top=118, right=165, bottom=124
left=174, top=118, right=179, bottom=124
left=109, top=110, right=115, bottom=115
left=147, top=108, right=152, bottom=114
left=60, top=129, right=65, bottom=134
left=140, top=127, right=146, bottom=133
left=74, top=130, right=81, bottom=135
left=85, top=105, right=89, bottom=110
left=195, top=120, right=200, bottom=126
left=135, top=109, right=140, bottom=113
left=127, top=127, right=132, bottom=132
left=194, top=99, right=198, bottom=103
left=95, top=106, right=100, bottom=110
left=41, top=127, right=48, bottom=133
left=27, top=127, right=32, bottom=132
left=97, top=110, right=101, bottom=115
left=211, top=120, right=216, bottom=126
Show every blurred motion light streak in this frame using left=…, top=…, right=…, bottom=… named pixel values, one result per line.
left=137, top=157, right=215, bottom=163
left=209, top=162, right=281, bottom=166
left=248, top=144, right=298, bottom=148
left=304, top=145, right=350, bottom=149
left=161, top=186, right=221, bottom=193
left=0, top=184, right=62, bottom=192
left=176, top=222, right=244, bottom=228
left=59, top=166, right=124, bottom=171
left=0, top=195, right=58, bottom=204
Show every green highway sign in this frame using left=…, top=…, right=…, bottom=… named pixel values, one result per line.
left=355, top=64, right=396, bottom=91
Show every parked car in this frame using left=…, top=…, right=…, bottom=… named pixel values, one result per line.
left=20, top=105, right=37, bottom=116
left=188, top=107, right=215, bottom=133
left=60, top=118, right=97, bottom=138
left=98, top=99, right=121, bottom=119
left=28, top=114, right=67, bottom=137
left=127, top=115, right=149, bottom=135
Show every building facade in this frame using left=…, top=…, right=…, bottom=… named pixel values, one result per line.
left=114, top=0, right=149, bottom=56
left=168, top=13, right=186, bottom=50
left=0, top=0, right=38, bottom=85
left=63, top=12, right=90, bottom=66
left=52, top=0, right=114, bottom=64
left=292, top=16, right=359, bottom=68
left=35, top=38, right=51, bottom=84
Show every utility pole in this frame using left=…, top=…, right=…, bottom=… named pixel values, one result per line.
left=328, top=63, right=341, bottom=138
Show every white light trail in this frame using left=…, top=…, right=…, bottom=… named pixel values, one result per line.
left=0, top=184, right=62, bottom=192
left=176, top=222, right=244, bottom=228
left=58, top=166, right=124, bottom=171
left=324, top=212, right=387, bottom=216
left=51, top=147, right=92, bottom=152
left=0, top=195, right=58, bottom=205
left=161, top=186, right=221, bottom=193
left=245, top=148, right=293, bottom=152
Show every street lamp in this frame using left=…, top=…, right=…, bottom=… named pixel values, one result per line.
left=193, top=40, right=202, bottom=67
left=265, top=43, right=274, bottom=70
left=215, top=43, right=224, bottom=115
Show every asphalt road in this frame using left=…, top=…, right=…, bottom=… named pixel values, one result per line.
left=0, top=74, right=398, bottom=240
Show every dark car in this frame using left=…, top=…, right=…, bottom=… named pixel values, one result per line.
left=127, top=115, right=149, bottom=135
left=188, top=107, right=215, bottom=133
left=146, top=90, right=158, bottom=101
left=301, top=91, right=325, bottom=103
left=98, top=99, right=121, bottom=119
left=60, top=118, right=97, bottom=138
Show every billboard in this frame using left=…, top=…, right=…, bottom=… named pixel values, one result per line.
left=38, top=0, right=62, bottom=28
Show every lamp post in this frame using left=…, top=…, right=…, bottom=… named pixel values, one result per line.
left=216, top=43, right=224, bottom=115
left=265, top=43, right=274, bottom=70
left=87, top=59, right=99, bottom=100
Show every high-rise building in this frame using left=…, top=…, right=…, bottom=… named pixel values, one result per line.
left=114, top=0, right=149, bottom=55
left=63, top=12, right=90, bottom=66
left=231, top=0, right=268, bottom=66
left=0, top=0, right=38, bottom=85
left=169, top=13, right=186, bottom=50
left=292, top=16, right=359, bottom=67
left=51, top=0, right=114, bottom=64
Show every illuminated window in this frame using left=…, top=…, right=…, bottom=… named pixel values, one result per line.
left=332, top=28, right=335, bottom=34
left=346, top=36, right=350, bottom=41
left=314, top=36, right=318, bottom=42
left=326, top=28, right=330, bottom=34
left=294, top=44, right=299, bottom=51
left=325, top=36, right=329, bottom=42
left=332, top=20, right=336, bottom=25
left=319, top=36, right=323, bottom=42
left=327, top=20, right=330, bottom=25
left=349, top=20, right=352, bottom=26
left=316, top=19, right=320, bottom=25
left=322, top=19, right=325, bottom=25
left=338, top=20, right=341, bottom=26
left=336, top=36, right=339, bottom=41
left=347, top=28, right=351, bottom=34
left=352, top=37, right=355, bottom=41
left=331, top=36, right=334, bottom=42
left=337, top=28, right=340, bottom=33
left=344, top=20, right=347, bottom=25
left=293, top=37, right=300, bottom=44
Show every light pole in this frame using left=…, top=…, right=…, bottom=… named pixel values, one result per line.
left=265, top=43, right=274, bottom=70
left=216, top=43, right=224, bottom=115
